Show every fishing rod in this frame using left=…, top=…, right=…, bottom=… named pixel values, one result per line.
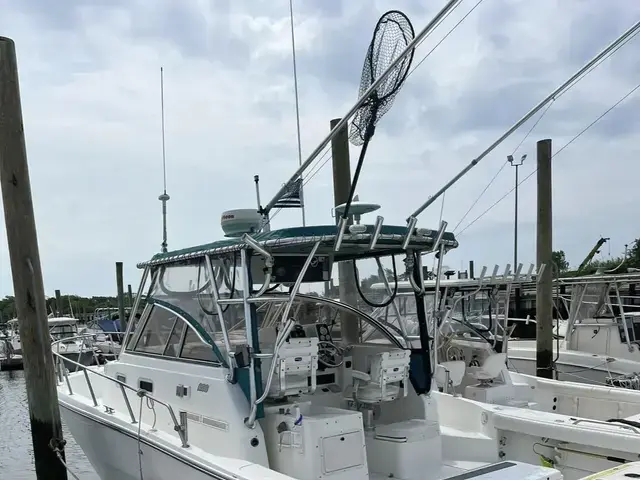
left=262, top=0, right=464, bottom=217
left=408, top=19, right=640, bottom=221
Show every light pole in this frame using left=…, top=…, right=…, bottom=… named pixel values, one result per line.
left=507, top=154, right=527, bottom=268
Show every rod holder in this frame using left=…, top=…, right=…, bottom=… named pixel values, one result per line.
left=503, top=264, right=511, bottom=279
left=526, top=263, right=535, bottom=282
left=241, top=233, right=272, bottom=260
left=402, top=216, right=418, bottom=250
left=369, top=215, right=384, bottom=250
left=513, top=263, right=523, bottom=282
left=431, top=220, right=448, bottom=253
left=334, top=216, right=348, bottom=252
left=477, top=266, right=488, bottom=286
left=178, top=411, right=189, bottom=447
left=490, top=265, right=499, bottom=283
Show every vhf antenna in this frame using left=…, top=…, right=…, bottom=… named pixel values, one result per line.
left=158, top=67, right=170, bottom=253
left=288, top=0, right=306, bottom=226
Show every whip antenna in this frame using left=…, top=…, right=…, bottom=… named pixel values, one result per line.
left=340, top=10, right=415, bottom=223
left=289, top=0, right=306, bottom=226
left=158, top=67, right=170, bottom=253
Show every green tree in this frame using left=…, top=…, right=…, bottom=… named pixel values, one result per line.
left=552, top=250, right=570, bottom=272
left=628, top=239, right=640, bottom=268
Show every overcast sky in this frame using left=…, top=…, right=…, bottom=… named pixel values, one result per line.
left=0, top=0, right=639, bottom=298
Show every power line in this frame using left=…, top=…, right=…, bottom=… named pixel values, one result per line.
left=452, top=101, right=554, bottom=232
left=405, top=0, right=484, bottom=81
left=456, top=80, right=640, bottom=237
left=451, top=27, right=640, bottom=234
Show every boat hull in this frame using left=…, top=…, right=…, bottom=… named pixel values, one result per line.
left=507, top=348, right=638, bottom=385
left=60, top=403, right=223, bottom=480
left=0, top=355, right=23, bottom=371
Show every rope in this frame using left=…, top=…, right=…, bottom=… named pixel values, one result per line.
left=50, top=438, right=81, bottom=480
left=456, top=80, right=640, bottom=237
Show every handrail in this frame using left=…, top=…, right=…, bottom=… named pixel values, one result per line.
left=52, top=334, right=189, bottom=448
left=572, top=418, right=640, bottom=435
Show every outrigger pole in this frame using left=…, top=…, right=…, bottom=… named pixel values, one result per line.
left=262, top=0, right=464, bottom=217
left=408, top=19, right=640, bottom=220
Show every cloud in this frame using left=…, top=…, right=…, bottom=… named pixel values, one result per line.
left=0, top=0, right=639, bottom=298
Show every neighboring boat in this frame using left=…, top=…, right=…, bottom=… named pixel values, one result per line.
left=0, top=337, right=23, bottom=371
left=507, top=272, right=640, bottom=387
left=367, top=267, right=640, bottom=478
left=47, top=317, right=102, bottom=372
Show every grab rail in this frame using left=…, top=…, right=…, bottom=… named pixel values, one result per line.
left=52, top=334, right=189, bottom=448
left=571, top=418, right=640, bottom=434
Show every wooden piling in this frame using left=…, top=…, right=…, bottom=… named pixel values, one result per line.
left=55, top=289, right=62, bottom=316
left=116, top=262, right=126, bottom=329
left=536, top=139, right=554, bottom=379
left=127, top=283, right=133, bottom=308
left=0, top=36, right=68, bottom=479
left=330, top=118, right=359, bottom=344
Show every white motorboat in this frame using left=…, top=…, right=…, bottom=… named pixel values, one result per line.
left=367, top=267, right=640, bottom=478
left=9, top=316, right=100, bottom=371
left=56, top=216, right=566, bottom=480
left=507, top=273, right=640, bottom=388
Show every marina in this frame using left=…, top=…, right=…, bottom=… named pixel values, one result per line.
left=1, top=1, right=640, bottom=479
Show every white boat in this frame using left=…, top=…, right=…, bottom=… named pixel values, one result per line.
left=56, top=218, right=565, bottom=480
left=9, top=316, right=100, bottom=371
left=367, top=267, right=640, bottom=478
left=506, top=273, right=640, bottom=387
left=371, top=270, right=640, bottom=389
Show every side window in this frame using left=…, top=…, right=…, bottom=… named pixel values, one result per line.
left=180, top=327, right=217, bottom=363
left=164, top=320, right=186, bottom=358
left=134, top=306, right=178, bottom=355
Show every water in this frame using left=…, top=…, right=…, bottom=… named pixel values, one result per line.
left=0, top=370, right=100, bottom=479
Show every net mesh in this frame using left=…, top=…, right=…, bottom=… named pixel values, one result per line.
left=349, top=10, right=415, bottom=146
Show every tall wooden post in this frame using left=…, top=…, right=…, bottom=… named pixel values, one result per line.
left=0, top=36, right=68, bottom=479
left=330, top=118, right=359, bottom=344
left=55, top=289, right=62, bottom=316
left=536, top=139, right=553, bottom=379
left=127, top=283, right=133, bottom=307
left=116, top=262, right=126, bottom=330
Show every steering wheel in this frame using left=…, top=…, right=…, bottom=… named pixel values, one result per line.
left=317, top=340, right=345, bottom=368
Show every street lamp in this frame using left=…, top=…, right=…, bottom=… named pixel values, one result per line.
left=507, top=153, right=527, bottom=269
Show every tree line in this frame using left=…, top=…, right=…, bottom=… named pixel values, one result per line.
left=552, top=238, right=640, bottom=277
left=0, top=294, right=130, bottom=324
left=1, top=239, right=637, bottom=322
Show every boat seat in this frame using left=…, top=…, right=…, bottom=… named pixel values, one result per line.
left=353, top=349, right=410, bottom=404
left=259, top=325, right=319, bottom=399
left=467, top=353, right=506, bottom=382
left=435, top=361, right=466, bottom=391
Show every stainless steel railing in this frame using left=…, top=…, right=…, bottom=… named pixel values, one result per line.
left=52, top=334, right=189, bottom=448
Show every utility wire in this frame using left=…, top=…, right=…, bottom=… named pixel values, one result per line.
left=456, top=80, right=640, bottom=237
left=452, top=101, right=554, bottom=232
left=450, top=27, right=639, bottom=233
left=405, top=0, right=485, bottom=81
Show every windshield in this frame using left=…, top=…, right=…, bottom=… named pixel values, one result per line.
left=50, top=324, right=78, bottom=339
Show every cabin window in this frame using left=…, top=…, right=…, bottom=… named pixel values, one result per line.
left=180, top=327, right=218, bottom=363
left=164, top=319, right=187, bottom=357
left=146, top=258, right=232, bottom=360
left=134, top=306, right=179, bottom=355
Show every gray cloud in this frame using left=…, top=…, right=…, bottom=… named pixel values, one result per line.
left=1, top=0, right=639, bottom=297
